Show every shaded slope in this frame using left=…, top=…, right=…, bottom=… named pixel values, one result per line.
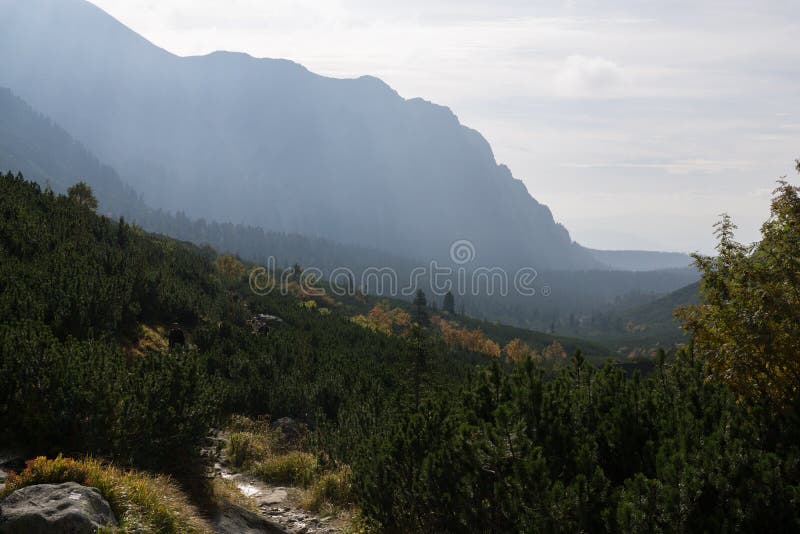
left=0, top=0, right=597, bottom=270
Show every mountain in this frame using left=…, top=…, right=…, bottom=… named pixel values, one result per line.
left=595, top=281, right=701, bottom=352
left=0, top=0, right=601, bottom=271
left=0, top=84, right=699, bottom=345
left=624, top=281, right=701, bottom=326
left=587, top=249, right=693, bottom=271
left=0, top=87, right=145, bottom=216
left=0, top=86, right=436, bottom=276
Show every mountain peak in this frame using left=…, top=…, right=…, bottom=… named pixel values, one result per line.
left=0, top=0, right=600, bottom=270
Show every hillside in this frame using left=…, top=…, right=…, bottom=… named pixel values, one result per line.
left=0, top=85, right=698, bottom=351
left=0, top=170, right=490, bottom=464
left=567, top=281, right=701, bottom=356
left=0, top=86, right=428, bottom=275
left=1, top=171, right=797, bottom=532
left=0, top=0, right=601, bottom=271
left=0, top=87, right=145, bottom=217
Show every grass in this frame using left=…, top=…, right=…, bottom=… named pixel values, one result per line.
left=208, top=477, right=260, bottom=514
left=301, top=467, right=354, bottom=513
left=225, top=415, right=283, bottom=469
left=227, top=431, right=273, bottom=469
left=251, top=451, right=318, bottom=487
left=225, top=421, right=318, bottom=487
left=224, top=416, right=354, bottom=514
left=0, top=455, right=212, bottom=533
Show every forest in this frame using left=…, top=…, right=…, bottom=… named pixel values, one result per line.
left=1, top=169, right=800, bottom=532
left=0, top=83, right=698, bottom=356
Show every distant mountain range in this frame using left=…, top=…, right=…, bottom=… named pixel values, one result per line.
left=0, top=0, right=690, bottom=272
left=0, top=87, right=426, bottom=276
left=587, top=249, right=691, bottom=271
left=0, top=83, right=699, bottom=344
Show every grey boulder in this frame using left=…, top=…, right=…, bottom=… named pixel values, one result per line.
left=0, top=482, right=118, bottom=533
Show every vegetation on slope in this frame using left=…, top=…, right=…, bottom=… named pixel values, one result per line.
left=0, top=171, right=490, bottom=470
left=2, top=168, right=800, bottom=532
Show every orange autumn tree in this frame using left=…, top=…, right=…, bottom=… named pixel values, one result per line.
left=432, top=316, right=501, bottom=358
left=352, top=302, right=412, bottom=337
left=503, top=338, right=538, bottom=364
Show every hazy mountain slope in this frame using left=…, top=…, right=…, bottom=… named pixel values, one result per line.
left=595, top=281, right=701, bottom=351
left=624, top=281, right=700, bottom=326
left=0, top=0, right=599, bottom=270
left=588, top=248, right=692, bottom=271
left=0, top=86, right=431, bottom=275
left=0, top=87, right=146, bottom=216
left=0, top=85, right=698, bottom=349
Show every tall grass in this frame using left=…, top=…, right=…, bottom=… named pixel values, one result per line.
left=0, top=455, right=212, bottom=533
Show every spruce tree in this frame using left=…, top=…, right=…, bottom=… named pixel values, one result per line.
left=443, top=290, right=455, bottom=314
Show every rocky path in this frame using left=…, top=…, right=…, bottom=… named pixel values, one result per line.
left=207, top=436, right=345, bottom=534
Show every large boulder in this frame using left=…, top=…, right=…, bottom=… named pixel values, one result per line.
left=0, top=482, right=118, bottom=533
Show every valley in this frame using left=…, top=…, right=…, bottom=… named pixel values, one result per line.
left=1, top=1, right=798, bottom=532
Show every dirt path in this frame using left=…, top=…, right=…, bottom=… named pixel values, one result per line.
left=207, top=436, right=346, bottom=534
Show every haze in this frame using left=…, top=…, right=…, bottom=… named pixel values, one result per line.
left=85, top=0, right=800, bottom=253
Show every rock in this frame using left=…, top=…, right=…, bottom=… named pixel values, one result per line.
left=0, top=482, right=118, bottom=533
left=213, top=502, right=288, bottom=534
left=260, top=488, right=288, bottom=505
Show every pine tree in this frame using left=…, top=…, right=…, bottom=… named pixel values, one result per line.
left=67, top=181, right=98, bottom=211
left=443, top=290, right=455, bottom=314
left=412, top=290, right=429, bottom=408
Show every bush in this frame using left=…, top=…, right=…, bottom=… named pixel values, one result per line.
left=1, top=456, right=212, bottom=533
left=0, top=321, right=219, bottom=469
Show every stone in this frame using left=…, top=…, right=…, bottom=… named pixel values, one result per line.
left=260, top=489, right=288, bottom=505
left=212, top=502, right=288, bottom=533
left=0, top=482, right=118, bottom=533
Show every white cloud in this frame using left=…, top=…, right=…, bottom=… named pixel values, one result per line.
left=553, top=55, right=625, bottom=98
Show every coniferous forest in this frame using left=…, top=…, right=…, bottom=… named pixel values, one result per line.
left=2, top=166, right=800, bottom=532
left=1, top=2, right=798, bottom=531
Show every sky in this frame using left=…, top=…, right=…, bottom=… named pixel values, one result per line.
left=89, top=0, right=800, bottom=254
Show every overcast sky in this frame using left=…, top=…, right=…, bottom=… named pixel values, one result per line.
left=89, top=0, right=799, bottom=253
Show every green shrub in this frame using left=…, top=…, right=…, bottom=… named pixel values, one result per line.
left=0, top=321, right=218, bottom=469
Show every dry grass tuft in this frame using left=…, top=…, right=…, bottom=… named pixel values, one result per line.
left=208, top=477, right=260, bottom=514
left=0, top=455, right=212, bottom=533
left=301, top=466, right=354, bottom=513
left=251, top=451, right=318, bottom=487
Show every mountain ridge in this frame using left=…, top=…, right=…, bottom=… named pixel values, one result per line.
left=0, top=0, right=597, bottom=270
